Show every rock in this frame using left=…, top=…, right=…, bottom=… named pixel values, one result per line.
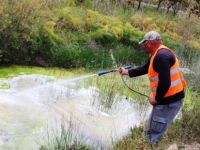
left=167, top=144, right=178, bottom=150
left=179, top=143, right=200, bottom=150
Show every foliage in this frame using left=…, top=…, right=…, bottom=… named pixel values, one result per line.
left=0, top=0, right=200, bottom=68
left=113, top=126, right=172, bottom=150
left=169, top=89, right=200, bottom=143
left=39, top=123, right=91, bottom=150
left=86, top=10, right=124, bottom=43
left=0, top=81, right=9, bottom=89
left=0, top=0, right=42, bottom=64
left=0, top=65, right=89, bottom=79
left=56, top=7, right=86, bottom=32
left=49, top=44, right=112, bottom=68
left=112, top=43, right=148, bottom=65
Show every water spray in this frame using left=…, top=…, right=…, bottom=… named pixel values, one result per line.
left=97, top=66, right=148, bottom=98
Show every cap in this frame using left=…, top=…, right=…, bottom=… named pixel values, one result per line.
left=139, top=31, right=161, bottom=45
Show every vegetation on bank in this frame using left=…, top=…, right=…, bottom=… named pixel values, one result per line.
left=0, top=0, right=200, bottom=68
left=0, top=65, right=88, bottom=79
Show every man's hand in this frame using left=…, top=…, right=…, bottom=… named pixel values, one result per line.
left=148, top=96, right=157, bottom=105
left=118, top=67, right=128, bottom=76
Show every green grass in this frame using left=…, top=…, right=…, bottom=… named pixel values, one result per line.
left=0, top=65, right=88, bottom=79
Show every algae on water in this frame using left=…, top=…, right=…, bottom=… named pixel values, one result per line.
left=0, top=80, right=9, bottom=89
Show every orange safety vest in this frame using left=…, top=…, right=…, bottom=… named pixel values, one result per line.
left=148, top=45, right=187, bottom=98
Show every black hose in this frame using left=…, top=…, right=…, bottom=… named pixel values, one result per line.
left=120, top=75, right=149, bottom=98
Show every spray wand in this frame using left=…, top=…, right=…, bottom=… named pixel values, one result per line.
left=97, top=66, right=131, bottom=76
left=97, top=66, right=148, bottom=98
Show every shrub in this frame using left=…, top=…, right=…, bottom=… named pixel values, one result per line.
left=130, top=15, right=160, bottom=32
left=43, top=21, right=64, bottom=45
left=56, top=7, right=86, bottom=31
left=0, top=0, right=43, bottom=64
left=47, top=43, right=112, bottom=68
left=188, top=40, right=200, bottom=52
left=1, top=1, right=200, bottom=68
left=127, top=28, right=144, bottom=44
left=113, top=44, right=148, bottom=66
left=86, top=10, right=124, bottom=43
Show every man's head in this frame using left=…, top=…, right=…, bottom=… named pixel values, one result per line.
left=139, top=31, right=162, bottom=54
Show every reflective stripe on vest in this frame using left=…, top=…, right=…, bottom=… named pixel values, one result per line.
left=151, top=77, right=185, bottom=93
left=150, top=67, right=181, bottom=82
left=148, top=45, right=187, bottom=98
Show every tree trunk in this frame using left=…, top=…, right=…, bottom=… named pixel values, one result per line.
left=188, top=10, right=192, bottom=18
left=173, top=8, right=176, bottom=16
left=137, top=0, right=142, bottom=10
left=94, top=0, right=101, bottom=10
left=172, top=2, right=180, bottom=16
left=157, top=0, right=163, bottom=10
left=166, top=4, right=171, bottom=14
left=104, top=2, right=110, bottom=14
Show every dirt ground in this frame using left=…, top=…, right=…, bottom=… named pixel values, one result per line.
left=168, top=143, right=200, bottom=150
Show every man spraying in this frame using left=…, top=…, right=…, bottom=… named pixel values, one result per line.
left=118, top=31, right=187, bottom=144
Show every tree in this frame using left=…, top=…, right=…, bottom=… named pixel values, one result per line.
left=188, top=0, right=200, bottom=17
left=180, top=0, right=195, bottom=17
left=137, top=0, right=143, bottom=10
left=93, top=0, right=110, bottom=13
left=166, top=0, right=182, bottom=16
left=157, top=0, right=165, bottom=10
left=123, top=0, right=135, bottom=10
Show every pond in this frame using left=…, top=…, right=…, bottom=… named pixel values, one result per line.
left=0, top=72, right=151, bottom=149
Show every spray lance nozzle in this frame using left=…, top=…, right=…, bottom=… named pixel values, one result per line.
left=97, top=66, right=131, bottom=76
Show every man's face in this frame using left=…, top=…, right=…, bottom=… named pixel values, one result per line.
left=142, top=40, right=151, bottom=53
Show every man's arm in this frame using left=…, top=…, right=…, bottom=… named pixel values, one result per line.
left=128, top=59, right=150, bottom=77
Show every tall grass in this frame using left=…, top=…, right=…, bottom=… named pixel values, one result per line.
left=40, top=122, right=91, bottom=150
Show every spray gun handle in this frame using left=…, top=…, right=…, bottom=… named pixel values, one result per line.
left=97, top=66, right=131, bottom=76
left=113, top=66, right=131, bottom=72
left=124, top=66, right=131, bottom=70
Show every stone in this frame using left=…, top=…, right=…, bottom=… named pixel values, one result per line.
left=167, top=144, right=178, bottom=150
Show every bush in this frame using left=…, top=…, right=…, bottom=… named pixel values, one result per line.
left=44, top=43, right=112, bottom=68
left=56, top=7, right=86, bottom=31
left=0, top=0, right=43, bottom=64
left=130, top=15, right=159, bottom=31
left=113, top=44, right=148, bottom=66
left=1, top=1, right=200, bottom=68
left=86, top=10, right=124, bottom=43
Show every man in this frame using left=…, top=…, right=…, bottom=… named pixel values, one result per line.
left=118, top=31, right=187, bottom=144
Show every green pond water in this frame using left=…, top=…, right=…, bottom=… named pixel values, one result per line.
left=0, top=66, right=151, bottom=149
